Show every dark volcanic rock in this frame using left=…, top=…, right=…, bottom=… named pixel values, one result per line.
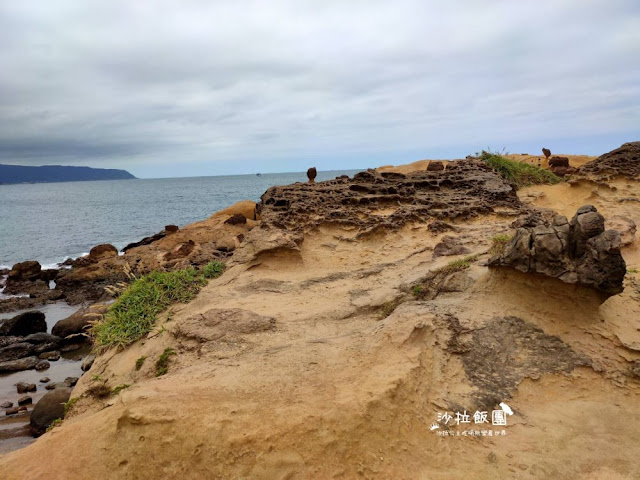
left=52, top=306, right=98, bottom=338
left=577, top=141, right=640, bottom=180
left=30, top=387, right=71, bottom=436
left=0, top=356, right=39, bottom=372
left=549, top=156, right=569, bottom=168
left=257, top=159, right=521, bottom=233
left=426, top=161, right=445, bottom=171
left=0, top=342, right=35, bottom=362
left=489, top=206, right=626, bottom=297
left=0, top=311, right=46, bottom=336
left=122, top=231, right=167, bottom=252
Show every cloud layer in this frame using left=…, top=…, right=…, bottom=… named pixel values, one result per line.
left=1, top=0, right=639, bottom=177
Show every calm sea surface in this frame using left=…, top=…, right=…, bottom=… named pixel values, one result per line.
left=0, top=170, right=358, bottom=267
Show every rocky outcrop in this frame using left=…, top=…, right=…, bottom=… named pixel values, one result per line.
left=307, top=167, right=317, bottom=184
left=30, top=387, right=71, bottom=436
left=489, top=206, right=626, bottom=297
left=426, top=161, right=445, bottom=171
left=0, top=311, right=46, bottom=336
left=257, top=159, right=521, bottom=233
left=0, top=356, right=39, bottom=372
left=88, top=244, right=118, bottom=261
left=52, top=305, right=106, bottom=339
left=3, top=261, right=51, bottom=296
left=542, top=147, right=551, bottom=159
left=576, top=141, right=640, bottom=181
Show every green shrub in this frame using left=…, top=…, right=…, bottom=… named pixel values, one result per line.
left=92, top=261, right=224, bottom=348
left=490, top=234, right=512, bottom=255
left=46, top=418, right=62, bottom=432
left=135, top=356, right=147, bottom=371
left=480, top=151, right=560, bottom=188
left=155, top=348, right=176, bottom=377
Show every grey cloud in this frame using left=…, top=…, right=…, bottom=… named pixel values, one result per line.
left=0, top=0, right=638, bottom=176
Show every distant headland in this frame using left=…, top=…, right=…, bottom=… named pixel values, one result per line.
left=0, top=164, right=136, bottom=184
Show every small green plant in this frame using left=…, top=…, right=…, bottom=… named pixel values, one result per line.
left=92, top=262, right=225, bottom=349
left=63, top=397, right=79, bottom=416
left=111, top=384, right=131, bottom=395
left=490, top=234, right=512, bottom=255
left=438, top=254, right=479, bottom=274
left=90, top=374, right=103, bottom=382
left=135, top=356, right=147, bottom=371
left=628, top=268, right=639, bottom=274
left=412, top=285, right=424, bottom=297
left=202, top=261, right=225, bottom=279
left=480, top=151, right=560, bottom=188
left=86, top=384, right=113, bottom=399
left=46, top=418, right=62, bottom=432
left=155, top=348, right=176, bottom=377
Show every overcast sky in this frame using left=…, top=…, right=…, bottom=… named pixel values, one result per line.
left=0, top=1, right=638, bottom=178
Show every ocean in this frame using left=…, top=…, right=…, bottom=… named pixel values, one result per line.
left=0, top=170, right=359, bottom=268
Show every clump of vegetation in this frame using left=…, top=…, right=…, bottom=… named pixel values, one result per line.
left=438, top=254, right=479, bottom=274
left=155, top=348, right=176, bottom=377
left=412, top=254, right=480, bottom=301
left=627, top=268, right=638, bottom=274
left=135, top=355, right=147, bottom=371
left=489, top=234, right=512, bottom=256
left=46, top=418, right=62, bottom=432
left=63, top=397, right=79, bottom=416
left=480, top=151, right=560, bottom=188
left=86, top=384, right=113, bottom=399
left=111, top=384, right=131, bottom=395
left=91, top=261, right=225, bottom=348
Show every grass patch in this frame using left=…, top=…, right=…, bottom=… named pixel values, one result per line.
left=438, top=254, right=479, bottom=274
left=63, top=397, right=79, bottom=416
left=489, top=234, right=512, bottom=256
left=46, top=418, right=62, bottom=432
left=628, top=268, right=639, bottom=274
left=155, top=348, right=176, bottom=377
left=135, top=356, right=147, bottom=371
left=412, top=285, right=424, bottom=297
left=92, top=261, right=224, bottom=348
left=86, top=384, right=113, bottom=399
left=480, top=151, right=560, bottom=188
left=111, top=384, right=130, bottom=395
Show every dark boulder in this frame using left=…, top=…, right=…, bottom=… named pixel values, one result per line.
left=1, top=401, right=13, bottom=408
left=307, top=167, right=317, bottom=184
left=490, top=206, right=626, bottom=297
left=35, top=359, right=50, bottom=371
left=426, top=161, right=445, bottom=171
left=81, top=354, right=96, bottom=372
left=0, top=356, right=39, bottom=372
left=39, top=350, right=60, bottom=361
left=17, top=395, right=32, bottom=406
left=16, top=382, right=36, bottom=394
left=165, top=224, right=179, bottom=233
left=549, top=156, right=570, bottom=168
left=0, top=342, right=35, bottom=362
left=122, top=231, right=167, bottom=252
left=30, top=387, right=71, bottom=436
left=0, top=311, right=46, bottom=336
left=8, top=261, right=41, bottom=281
left=52, top=308, right=93, bottom=338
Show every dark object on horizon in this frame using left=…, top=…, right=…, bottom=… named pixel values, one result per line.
left=307, top=167, right=317, bottom=184
left=0, top=164, right=136, bottom=185
left=542, top=148, right=551, bottom=159
left=426, top=161, right=445, bottom=171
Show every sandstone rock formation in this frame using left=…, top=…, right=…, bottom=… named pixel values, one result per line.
left=542, top=147, right=551, bottom=158
left=489, top=205, right=626, bottom=296
left=88, top=244, right=118, bottom=261
left=576, top=141, right=640, bottom=180
left=257, top=159, right=521, bottom=233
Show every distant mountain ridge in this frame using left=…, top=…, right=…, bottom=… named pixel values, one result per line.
left=0, top=164, right=136, bottom=184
